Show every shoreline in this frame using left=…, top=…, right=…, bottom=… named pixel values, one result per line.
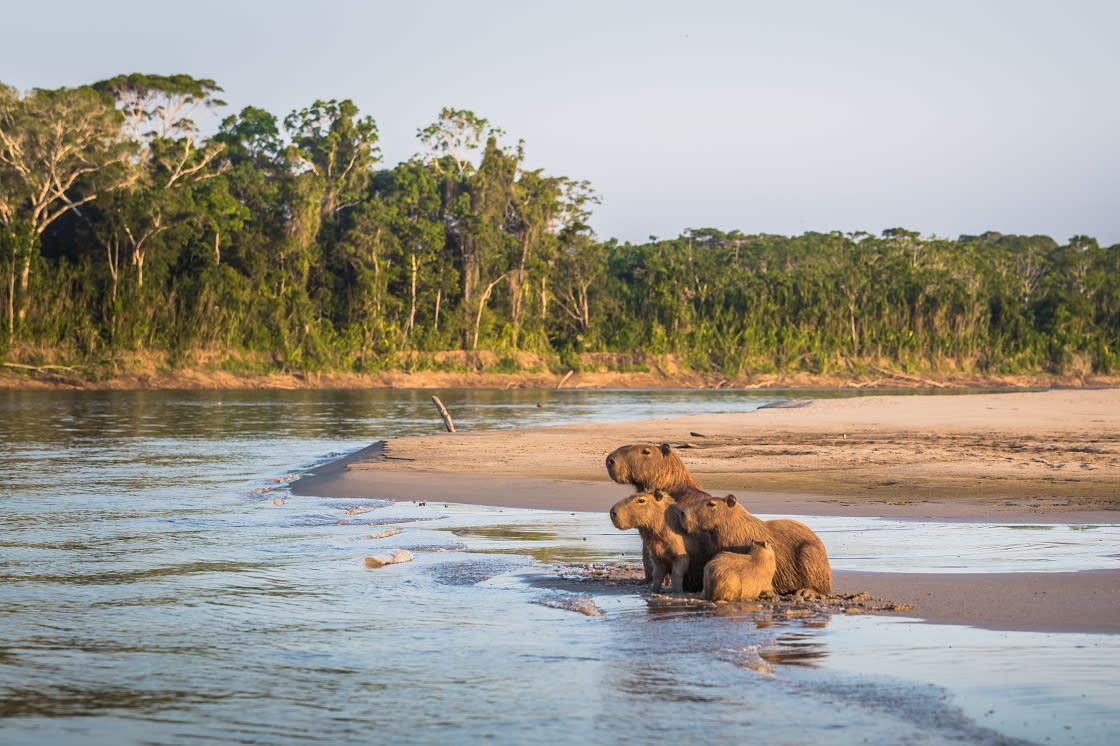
left=4, top=362, right=1120, bottom=392
left=291, top=389, right=1120, bottom=634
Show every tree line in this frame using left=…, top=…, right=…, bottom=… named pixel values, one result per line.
left=2, top=74, right=1117, bottom=379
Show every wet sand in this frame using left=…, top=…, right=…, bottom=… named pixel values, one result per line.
left=292, top=389, right=1120, bottom=634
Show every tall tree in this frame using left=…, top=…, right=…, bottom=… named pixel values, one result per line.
left=284, top=99, right=380, bottom=229
left=91, top=74, right=227, bottom=291
left=417, top=108, right=509, bottom=347
left=0, top=83, right=135, bottom=334
left=417, top=107, right=496, bottom=179
left=212, top=106, right=288, bottom=279
left=547, top=178, right=601, bottom=345
left=506, top=168, right=561, bottom=347
left=380, top=160, right=446, bottom=343
left=463, top=135, right=519, bottom=349
left=94, top=73, right=225, bottom=141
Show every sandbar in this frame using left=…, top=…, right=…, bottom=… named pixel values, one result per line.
left=293, top=389, right=1120, bottom=633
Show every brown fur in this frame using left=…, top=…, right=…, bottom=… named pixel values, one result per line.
left=606, top=443, right=707, bottom=499
left=703, top=541, right=777, bottom=602
left=606, top=443, right=710, bottom=583
left=679, top=495, right=832, bottom=595
left=609, top=490, right=711, bottom=593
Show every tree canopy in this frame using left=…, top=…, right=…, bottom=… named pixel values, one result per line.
left=1, top=74, right=1117, bottom=380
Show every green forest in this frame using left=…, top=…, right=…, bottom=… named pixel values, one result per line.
left=2, top=75, right=1118, bottom=382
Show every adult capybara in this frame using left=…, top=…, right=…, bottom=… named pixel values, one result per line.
left=606, top=443, right=710, bottom=583
left=703, top=541, right=777, bottom=602
left=678, top=494, right=832, bottom=595
left=609, top=490, right=711, bottom=593
left=605, top=443, right=707, bottom=498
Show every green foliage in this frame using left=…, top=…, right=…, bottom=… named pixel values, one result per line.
left=491, top=355, right=522, bottom=374
left=1, top=74, right=1118, bottom=381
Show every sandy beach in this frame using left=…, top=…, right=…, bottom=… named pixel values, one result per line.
left=293, top=388, right=1120, bottom=634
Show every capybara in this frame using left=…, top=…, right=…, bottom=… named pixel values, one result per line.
left=678, top=494, right=832, bottom=595
left=702, top=541, right=777, bottom=602
left=605, top=443, right=707, bottom=499
left=606, top=443, right=710, bottom=582
left=609, top=490, right=711, bottom=593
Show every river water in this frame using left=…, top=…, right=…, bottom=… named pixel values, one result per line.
left=1, top=389, right=1117, bottom=745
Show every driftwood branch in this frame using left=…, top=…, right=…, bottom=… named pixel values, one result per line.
left=431, top=395, right=456, bottom=433
left=2, top=361, right=81, bottom=372
left=871, top=366, right=954, bottom=388
left=1, top=361, right=86, bottom=384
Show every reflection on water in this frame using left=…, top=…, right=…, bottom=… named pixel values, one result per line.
left=763, top=630, right=832, bottom=667
left=451, top=524, right=562, bottom=541
left=1, top=389, right=1117, bottom=746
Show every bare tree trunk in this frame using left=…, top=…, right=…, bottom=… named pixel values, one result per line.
left=371, top=228, right=383, bottom=319
left=18, top=253, right=30, bottom=294
left=472, top=272, right=509, bottom=350
left=407, top=252, right=418, bottom=338
left=460, top=244, right=480, bottom=347
left=433, top=286, right=441, bottom=334
left=106, top=235, right=120, bottom=303
left=5, top=267, right=14, bottom=336
left=508, top=233, right=532, bottom=346
left=15, top=233, right=35, bottom=324
left=134, top=251, right=146, bottom=289
left=848, top=301, right=858, bottom=354
left=579, top=282, right=591, bottom=331
left=124, top=213, right=164, bottom=290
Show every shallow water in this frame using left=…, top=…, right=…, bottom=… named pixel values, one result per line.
left=1, top=389, right=1117, bottom=745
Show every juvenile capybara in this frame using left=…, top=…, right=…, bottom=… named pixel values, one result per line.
left=703, top=541, right=777, bottom=602
left=609, top=490, right=711, bottom=593
left=605, top=443, right=707, bottom=498
left=678, top=494, right=832, bottom=595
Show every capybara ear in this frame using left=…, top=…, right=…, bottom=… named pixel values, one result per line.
left=653, top=489, right=672, bottom=502
left=659, top=443, right=672, bottom=455
left=758, top=540, right=770, bottom=549
left=724, top=494, right=738, bottom=507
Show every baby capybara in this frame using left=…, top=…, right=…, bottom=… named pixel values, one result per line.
left=703, top=541, right=777, bottom=602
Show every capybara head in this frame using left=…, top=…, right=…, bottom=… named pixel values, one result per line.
left=745, top=540, right=777, bottom=576
left=679, top=494, right=741, bottom=534
left=609, top=490, right=674, bottom=531
left=605, top=443, right=702, bottom=493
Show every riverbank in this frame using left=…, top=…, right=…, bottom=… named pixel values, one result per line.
left=4, top=353, right=1120, bottom=391
left=292, top=388, right=1120, bottom=633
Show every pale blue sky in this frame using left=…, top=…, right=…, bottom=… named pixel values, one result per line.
left=4, top=0, right=1118, bottom=245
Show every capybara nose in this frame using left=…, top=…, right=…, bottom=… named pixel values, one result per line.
left=606, top=455, right=615, bottom=468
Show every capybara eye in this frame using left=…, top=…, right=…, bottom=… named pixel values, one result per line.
left=641, top=447, right=651, bottom=455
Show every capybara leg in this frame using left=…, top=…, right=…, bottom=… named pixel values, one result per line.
left=642, top=543, right=654, bottom=583
left=668, top=554, right=689, bottom=593
left=650, top=563, right=667, bottom=593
